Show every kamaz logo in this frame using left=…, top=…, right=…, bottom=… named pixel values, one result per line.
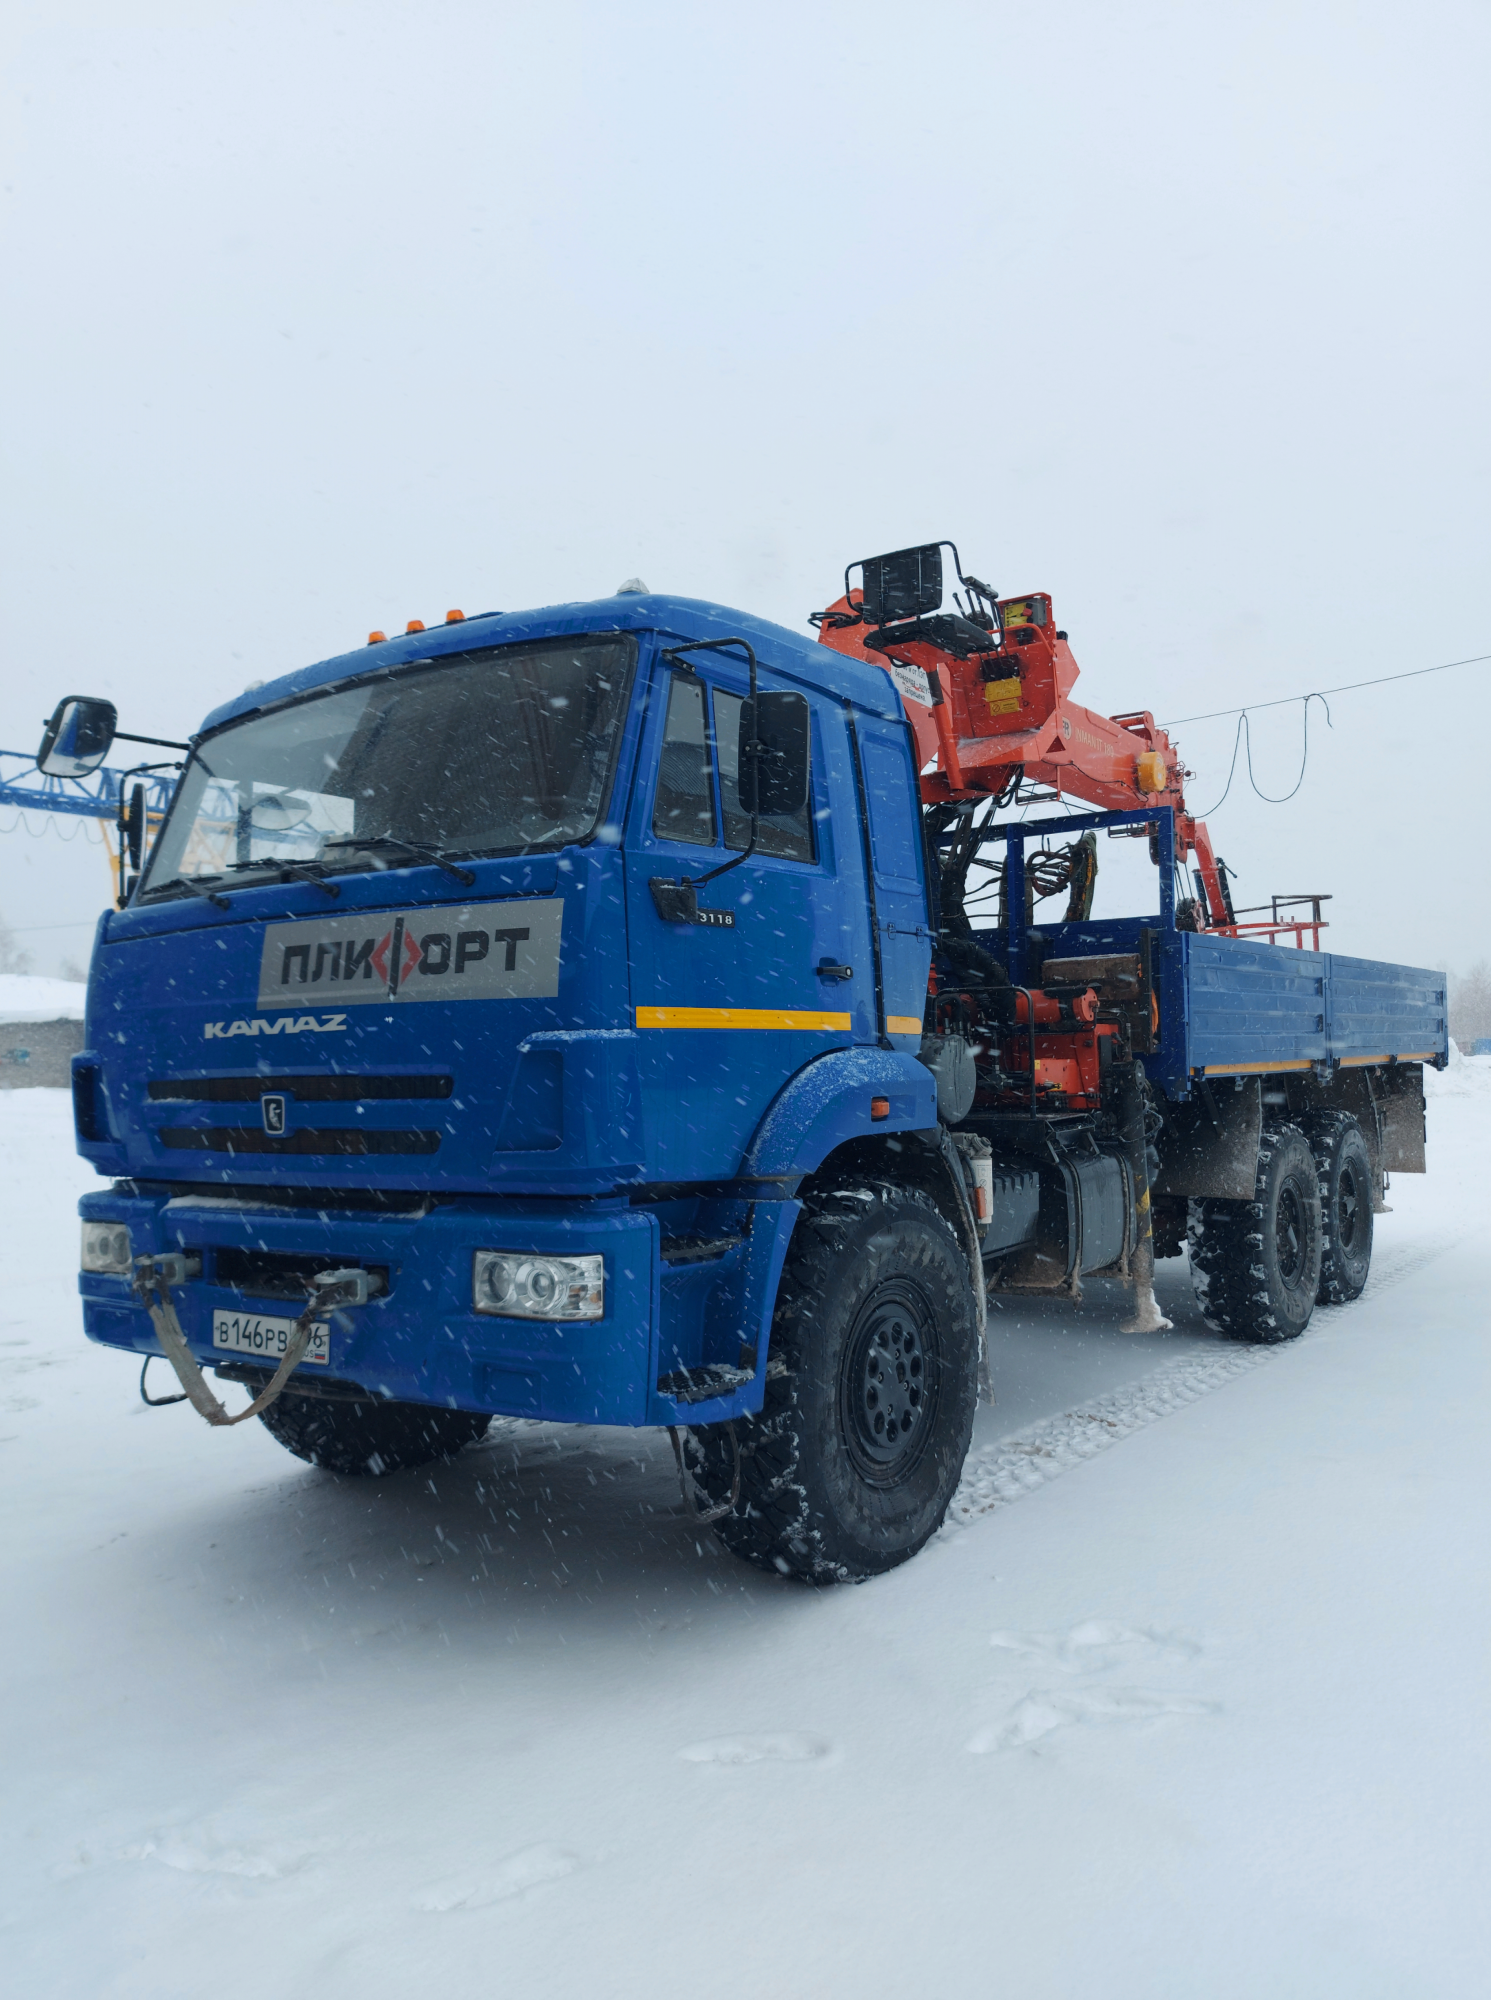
left=204, top=1013, right=347, bottom=1039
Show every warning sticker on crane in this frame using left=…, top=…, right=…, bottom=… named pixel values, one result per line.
left=1001, top=596, right=1047, bottom=630
left=887, top=661, right=935, bottom=708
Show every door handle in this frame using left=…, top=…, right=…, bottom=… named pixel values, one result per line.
left=816, top=959, right=853, bottom=981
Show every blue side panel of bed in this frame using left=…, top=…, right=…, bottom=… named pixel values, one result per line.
left=1184, top=937, right=1446, bottom=1077
left=1183, top=935, right=1328, bottom=1072
left=1324, top=954, right=1447, bottom=1064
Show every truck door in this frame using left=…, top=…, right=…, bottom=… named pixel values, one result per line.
left=624, top=651, right=875, bottom=1182
left=850, top=708, right=933, bottom=1045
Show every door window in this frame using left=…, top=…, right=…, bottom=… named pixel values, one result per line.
left=651, top=673, right=716, bottom=846
left=861, top=732, right=926, bottom=900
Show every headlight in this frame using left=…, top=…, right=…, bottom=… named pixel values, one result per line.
left=472, top=1250, right=603, bottom=1320
left=81, top=1221, right=133, bottom=1275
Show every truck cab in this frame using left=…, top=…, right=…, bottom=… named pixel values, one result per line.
left=68, top=593, right=985, bottom=1576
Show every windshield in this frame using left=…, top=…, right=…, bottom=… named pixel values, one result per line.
left=140, top=636, right=636, bottom=896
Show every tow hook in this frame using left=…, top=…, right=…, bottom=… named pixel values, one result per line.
left=135, top=1252, right=202, bottom=1289
left=311, top=1266, right=383, bottom=1308
left=132, top=1257, right=384, bottom=1427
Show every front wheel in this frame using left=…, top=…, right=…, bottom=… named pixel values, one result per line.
left=258, top=1390, right=491, bottom=1474
left=684, top=1183, right=979, bottom=1583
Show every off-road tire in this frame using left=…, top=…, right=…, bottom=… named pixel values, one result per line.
left=1302, top=1111, right=1373, bottom=1304
left=258, top=1392, right=491, bottom=1475
left=1187, top=1123, right=1323, bottom=1343
left=683, top=1182, right=979, bottom=1583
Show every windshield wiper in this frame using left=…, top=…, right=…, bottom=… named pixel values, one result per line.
left=276, top=860, right=339, bottom=898
left=223, top=858, right=339, bottom=898
left=147, top=875, right=233, bottom=911
left=322, top=835, right=476, bottom=887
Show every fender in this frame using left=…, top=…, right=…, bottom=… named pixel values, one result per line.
left=649, top=1052, right=934, bottom=1429
left=740, top=1046, right=937, bottom=1181
left=649, top=1050, right=935, bottom=1427
left=647, top=1194, right=802, bottom=1428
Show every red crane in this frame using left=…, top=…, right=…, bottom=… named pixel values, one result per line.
left=813, top=541, right=1322, bottom=950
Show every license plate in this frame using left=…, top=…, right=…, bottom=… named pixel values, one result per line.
left=212, top=1309, right=330, bottom=1365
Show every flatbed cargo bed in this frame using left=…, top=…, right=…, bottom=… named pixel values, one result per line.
left=993, top=810, right=1447, bottom=1099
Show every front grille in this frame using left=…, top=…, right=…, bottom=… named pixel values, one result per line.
left=159, top=1127, right=441, bottom=1156
left=214, top=1246, right=392, bottom=1302
left=149, top=1073, right=452, bottom=1103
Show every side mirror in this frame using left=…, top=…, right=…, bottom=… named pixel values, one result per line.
left=857, top=544, right=943, bottom=626
left=38, top=697, right=118, bottom=778
left=741, top=691, right=810, bottom=817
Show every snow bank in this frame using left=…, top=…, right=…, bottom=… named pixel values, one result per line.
left=1425, top=1040, right=1491, bottom=1099
left=0, top=973, right=87, bottom=1023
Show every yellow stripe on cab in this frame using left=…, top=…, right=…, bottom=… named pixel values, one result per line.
left=636, top=1005, right=852, bottom=1032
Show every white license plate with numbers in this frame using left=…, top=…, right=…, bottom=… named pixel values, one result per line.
left=212, top=1309, right=330, bottom=1365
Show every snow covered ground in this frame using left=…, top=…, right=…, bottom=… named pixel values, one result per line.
left=3, top=1070, right=1489, bottom=1998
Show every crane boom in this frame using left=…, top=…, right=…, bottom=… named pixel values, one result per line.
left=813, top=548, right=1236, bottom=931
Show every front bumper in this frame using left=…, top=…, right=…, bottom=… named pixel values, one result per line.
left=78, top=1185, right=683, bottom=1424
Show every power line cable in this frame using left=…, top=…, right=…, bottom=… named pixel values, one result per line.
left=1164, top=646, right=1490, bottom=816
left=1163, top=650, right=1491, bottom=728
left=6, top=917, right=104, bottom=933
left=1188, top=694, right=1333, bottom=817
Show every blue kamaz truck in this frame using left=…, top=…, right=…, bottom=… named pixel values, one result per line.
left=44, top=545, right=1447, bottom=1580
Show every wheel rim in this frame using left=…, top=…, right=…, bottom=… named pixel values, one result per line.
left=1275, top=1176, right=1309, bottom=1289
left=1337, top=1159, right=1365, bottom=1252
left=839, top=1281, right=940, bottom=1485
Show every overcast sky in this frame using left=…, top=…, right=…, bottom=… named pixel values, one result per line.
left=2, top=0, right=1486, bottom=975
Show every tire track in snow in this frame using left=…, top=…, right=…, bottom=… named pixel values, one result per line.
left=948, top=1226, right=1468, bottom=1529
left=1351, top=1232, right=1464, bottom=1299
left=947, top=1343, right=1276, bottom=1526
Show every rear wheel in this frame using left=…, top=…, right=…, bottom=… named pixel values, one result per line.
left=682, top=1182, right=979, bottom=1583
left=1304, top=1112, right=1374, bottom=1303
left=1188, top=1123, right=1323, bottom=1343
left=258, top=1391, right=491, bottom=1475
